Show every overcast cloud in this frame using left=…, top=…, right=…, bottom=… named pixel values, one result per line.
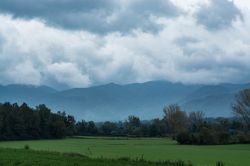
left=0, top=0, right=250, bottom=88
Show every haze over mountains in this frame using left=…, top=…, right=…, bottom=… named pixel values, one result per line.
left=0, top=81, right=249, bottom=121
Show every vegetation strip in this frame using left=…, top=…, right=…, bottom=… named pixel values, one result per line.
left=0, top=138, right=249, bottom=166
left=0, top=148, right=193, bottom=166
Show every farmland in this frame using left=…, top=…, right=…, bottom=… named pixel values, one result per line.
left=0, top=148, right=189, bottom=166
left=0, top=137, right=250, bottom=166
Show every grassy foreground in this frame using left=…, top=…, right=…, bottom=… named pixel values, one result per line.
left=0, top=137, right=250, bottom=166
left=0, top=148, right=191, bottom=166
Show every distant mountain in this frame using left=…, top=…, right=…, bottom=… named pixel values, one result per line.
left=180, top=83, right=250, bottom=117
left=0, top=84, right=57, bottom=105
left=0, top=81, right=249, bottom=121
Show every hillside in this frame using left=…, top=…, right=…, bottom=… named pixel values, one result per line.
left=0, top=81, right=249, bottom=121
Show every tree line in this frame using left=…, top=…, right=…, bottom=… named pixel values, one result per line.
left=0, top=89, right=249, bottom=144
left=76, top=88, right=250, bottom=145
left=0, top=103, right=75, bottom=140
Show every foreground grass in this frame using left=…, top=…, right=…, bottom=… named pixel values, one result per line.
left=0, top=137, right=249, bottom=166
left=0, top=148, right=191, bottom=166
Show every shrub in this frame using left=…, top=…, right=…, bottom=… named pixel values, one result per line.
left=63, top=152, right=87, bottom=158
left=216, top=161, right=224, bottom=166
left=117, top=157, right=131, bottom=161
left=237, top=132, right=250, bottom=143
left=176, top=132, right=191, bottom=144
left=24, top=145, right=30, bottom=150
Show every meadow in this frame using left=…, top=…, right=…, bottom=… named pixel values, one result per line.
left=0, top=148, right=191, bottom=166
left=0, top=137, right=250, bottom=166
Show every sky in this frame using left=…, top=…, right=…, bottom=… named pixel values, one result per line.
left=0, top=0, right=250, bottom=89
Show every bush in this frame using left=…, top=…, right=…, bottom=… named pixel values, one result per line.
left=218, top=132, right=230, bottom=144
left=117, top=157, right=131, bottom=161
left=63, top=152, right=87, bottom=158
left=24, top=145, right=30, bottom=150
left=237, top=132, right=250, bottom=143
left=176, top=132, right=191, bottom=144
left=216, top=161, right=224, bottom=166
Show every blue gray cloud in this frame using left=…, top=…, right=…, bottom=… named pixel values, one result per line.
left=0, top=0, right=179, bottom=34
left=196, top=0, right=243, bottom=30
left=0, top=34, right=4, bottom=52
left=0, top=0, right=250, bottom=88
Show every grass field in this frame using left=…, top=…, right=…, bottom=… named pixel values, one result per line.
left=0, top=137, right=249, bottom=166
left=0, top=148, right=190, bottom=166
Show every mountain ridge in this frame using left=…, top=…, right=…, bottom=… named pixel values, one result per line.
left=0, top=81, right=249, bottom=121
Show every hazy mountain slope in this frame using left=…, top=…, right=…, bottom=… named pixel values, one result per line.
left=0, top=84, right=57, bottom=106
left=181, top=93, right=235, bottom=117
left=49, top=81, right=199, bottom=121
left=0, top=81, right=249, bottom=121
left=180, top=83, right=250, bottom=117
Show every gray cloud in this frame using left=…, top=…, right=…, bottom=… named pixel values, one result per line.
left=0, top=34, right=4, bottom=52
left=109, top=0, right=179, bottom=33
left=0, top=1, right=250, bottom=88
left=0, top=0, right=114, bottom=16
left=196, top=0, right=243, bottom=30
left=0, top=0, right=179, bottom=34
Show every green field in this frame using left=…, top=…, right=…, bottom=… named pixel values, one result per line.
left=0, top=137, right=249, bottom=166
left=0, top=148, right=189, bottom=166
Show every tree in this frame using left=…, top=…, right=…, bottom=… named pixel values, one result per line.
left=189, top=111, right=204, bottom=125
left=37, top=104, right=51, bottom=138
left=101, top=121, right=118, bottom=135
left=87, top=121, right=98, bottom=135
left=163, top=104, right=188, bottom=138
left=76, top=120, right=88, bottom=135
left=149, top=118, right=166, bottom=137
left=64, top=114, right=76, bottom=136
left=20, top=103, right=40, bottom=139
left=50, top=114, right=66, bottom=138
left=188, top=111, right=205, bottom=132
left=233, top=89, right=250, bottom=126
left=127, top=116, right=140, bottom=127
left=124, top=116, right=141, bottom=135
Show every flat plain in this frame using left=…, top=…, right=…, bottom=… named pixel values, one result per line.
left=0, top=137, right=249, bottom=166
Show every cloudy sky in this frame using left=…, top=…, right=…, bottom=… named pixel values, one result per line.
left=0, top=0, right=250, bottom=89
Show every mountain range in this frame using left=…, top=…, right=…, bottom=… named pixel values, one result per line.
left=0, top=81, right=250, bottom=121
